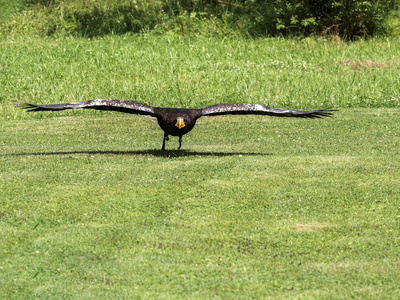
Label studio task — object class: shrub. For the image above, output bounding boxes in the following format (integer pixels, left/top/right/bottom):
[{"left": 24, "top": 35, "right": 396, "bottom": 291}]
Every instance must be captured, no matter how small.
[
  {"left": 271, "top": 0, "right": 399, "bottom": 38},
  {"left": 1, "top": 0, "right": 399, "bottom": 38}
]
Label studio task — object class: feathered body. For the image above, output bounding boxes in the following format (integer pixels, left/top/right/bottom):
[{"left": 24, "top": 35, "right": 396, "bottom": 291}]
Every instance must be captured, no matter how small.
[{"left": 18, "top": 99, "right": 335, "bottom": 150}]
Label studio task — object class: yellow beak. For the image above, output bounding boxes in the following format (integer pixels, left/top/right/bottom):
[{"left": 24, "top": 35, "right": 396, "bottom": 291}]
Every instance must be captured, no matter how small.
[{"left": 175, "top": 118, "right": 186, "bottom": 129}]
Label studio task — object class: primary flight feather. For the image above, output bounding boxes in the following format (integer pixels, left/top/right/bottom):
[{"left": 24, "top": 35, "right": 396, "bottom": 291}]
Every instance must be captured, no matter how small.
[{"left": 18, "top": 99, "right": 335, "bottom": 150}]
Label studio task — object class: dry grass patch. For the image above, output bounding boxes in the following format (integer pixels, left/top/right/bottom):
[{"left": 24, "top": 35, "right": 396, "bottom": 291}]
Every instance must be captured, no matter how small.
[
  {"left": 342, "top": 60, "right": 394, "bottom": 70},
  {"left": 294, "top": 222, "right": 330, "bottom": 232}
]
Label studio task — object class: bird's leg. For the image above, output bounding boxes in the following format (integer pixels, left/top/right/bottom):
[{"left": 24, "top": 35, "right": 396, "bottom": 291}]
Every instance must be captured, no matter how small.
[
  {"left": 178, "top": 136, "right": 182, "bottom": 150},
  {"left": 162, "top": 133, "right": 169, "bottom": 150}
]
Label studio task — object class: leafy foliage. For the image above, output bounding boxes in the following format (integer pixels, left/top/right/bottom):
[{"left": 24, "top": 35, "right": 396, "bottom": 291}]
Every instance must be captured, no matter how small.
[
  {"left": 1, "top": 0, "right": 399, "bottom": 38},
  {"left": 272, "top": 0, "right": 399, "bottom": 38}
]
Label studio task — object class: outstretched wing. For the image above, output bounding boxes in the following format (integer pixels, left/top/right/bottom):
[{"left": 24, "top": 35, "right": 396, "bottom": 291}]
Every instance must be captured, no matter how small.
[
  {"left": 201, "top": 103, "right": 335, "bottom": 119},
  {"left": 17, "top": 99, "right": 158, "bottom": 117}
]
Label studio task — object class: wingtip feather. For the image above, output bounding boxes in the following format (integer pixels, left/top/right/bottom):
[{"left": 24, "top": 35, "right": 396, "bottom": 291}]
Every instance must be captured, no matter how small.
[
  {"left": 14, "top": 101, "right": 53, "bottom": 112},
  {"left": 311, "top": 108, "right": 337, "bottom": 118}
]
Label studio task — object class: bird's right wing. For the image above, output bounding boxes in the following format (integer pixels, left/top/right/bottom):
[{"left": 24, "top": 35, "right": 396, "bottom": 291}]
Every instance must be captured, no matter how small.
[{"left": 17, "top": 99, "right": 158, "bottom": 117}]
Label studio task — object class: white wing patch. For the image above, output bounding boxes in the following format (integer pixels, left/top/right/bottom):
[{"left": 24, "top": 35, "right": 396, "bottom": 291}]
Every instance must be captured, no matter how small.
[{"left": 253, "top": 104, "right": 266, "bottom": 111}]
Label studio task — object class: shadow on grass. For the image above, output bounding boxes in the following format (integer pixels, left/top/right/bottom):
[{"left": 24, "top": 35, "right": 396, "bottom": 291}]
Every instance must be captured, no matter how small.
[{"left": 5, "top": 150, "right": 271, "bottom": 158}]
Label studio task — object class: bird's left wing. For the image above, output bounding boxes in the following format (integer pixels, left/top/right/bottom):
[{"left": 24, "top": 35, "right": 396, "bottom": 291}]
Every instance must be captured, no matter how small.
[
  {"left": 17, "top": 99, "right": 158, "bottom": 117},
  {"left": 201, "top": 103, "right": 335, "bottom": 119}
]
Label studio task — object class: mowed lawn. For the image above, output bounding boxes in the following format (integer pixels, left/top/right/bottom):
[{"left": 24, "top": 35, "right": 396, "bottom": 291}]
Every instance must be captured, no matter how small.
[
  {"left": 1, "top": 35, "right": 400, "bottom": 298},
  {"left": 1, "top": 108, "right": 399, "bottom": 298}
]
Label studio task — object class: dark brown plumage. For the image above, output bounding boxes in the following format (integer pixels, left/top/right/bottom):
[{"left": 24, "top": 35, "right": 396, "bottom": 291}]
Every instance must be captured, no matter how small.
[{"left": 18, "top": 99, "right": 336, "bottom": 150}]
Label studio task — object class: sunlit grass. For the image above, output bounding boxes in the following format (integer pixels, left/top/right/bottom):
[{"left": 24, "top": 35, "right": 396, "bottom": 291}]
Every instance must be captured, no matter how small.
[
  {"left": 1, "top": 108, "right": 400, "bottom": 298},
  {"left": 1, "top": 35, "right": 400, "bottom": 298},
  {"left": 1, "top": 35, "right": 400, "bottom": 122}
]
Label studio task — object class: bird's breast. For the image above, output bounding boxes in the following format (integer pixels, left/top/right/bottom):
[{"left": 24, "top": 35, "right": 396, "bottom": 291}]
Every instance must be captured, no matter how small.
[{"left": 158, "top": 117, "right": 196, "bottom": 135}]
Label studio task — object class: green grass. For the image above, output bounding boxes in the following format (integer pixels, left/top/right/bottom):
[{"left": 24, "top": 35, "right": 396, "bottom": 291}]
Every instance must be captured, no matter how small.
[
  {"left": 1, "top": 35, "right": 400, "bottom": 298},
  {"left": 1, "top": 34, "right": 400, "bottom": 122},
  {"left": 0, "top": 0, "right": 27, "bottom": 20},
  {"left": 1, "top": 109, "right": 399, "bottom": 298}
]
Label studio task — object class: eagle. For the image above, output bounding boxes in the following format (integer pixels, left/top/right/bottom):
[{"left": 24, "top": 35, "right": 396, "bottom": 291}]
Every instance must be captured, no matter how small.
[{"left": 18, "top": 99, "right": 335, "bottom": 150}]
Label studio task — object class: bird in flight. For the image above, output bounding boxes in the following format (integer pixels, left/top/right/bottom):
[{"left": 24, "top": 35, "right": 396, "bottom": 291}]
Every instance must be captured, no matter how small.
[{"left": 18, "top": 99, "right": 335, "bottom": 150}]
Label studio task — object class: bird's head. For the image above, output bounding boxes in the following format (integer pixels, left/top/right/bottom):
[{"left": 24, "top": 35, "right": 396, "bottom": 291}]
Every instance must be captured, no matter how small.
[{"left": 175, "top": 117, "right": 186, "bottom": 129}]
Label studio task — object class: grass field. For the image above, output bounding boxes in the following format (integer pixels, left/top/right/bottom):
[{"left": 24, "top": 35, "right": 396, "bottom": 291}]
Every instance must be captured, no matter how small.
[
  {"left": 1, "top": 109, "right": 399, "bottom": 298},
  {"left": 1, "top": 35, "right": 400, "bottom": 298},
  {"left": 1, "top": 34, "right": 400, "bottom": 120}
]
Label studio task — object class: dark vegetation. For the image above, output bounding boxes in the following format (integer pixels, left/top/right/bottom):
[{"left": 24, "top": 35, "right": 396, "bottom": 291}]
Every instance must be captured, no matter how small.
[{"left": 1, "top": 0, "right": 399, "bottom": 39}]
